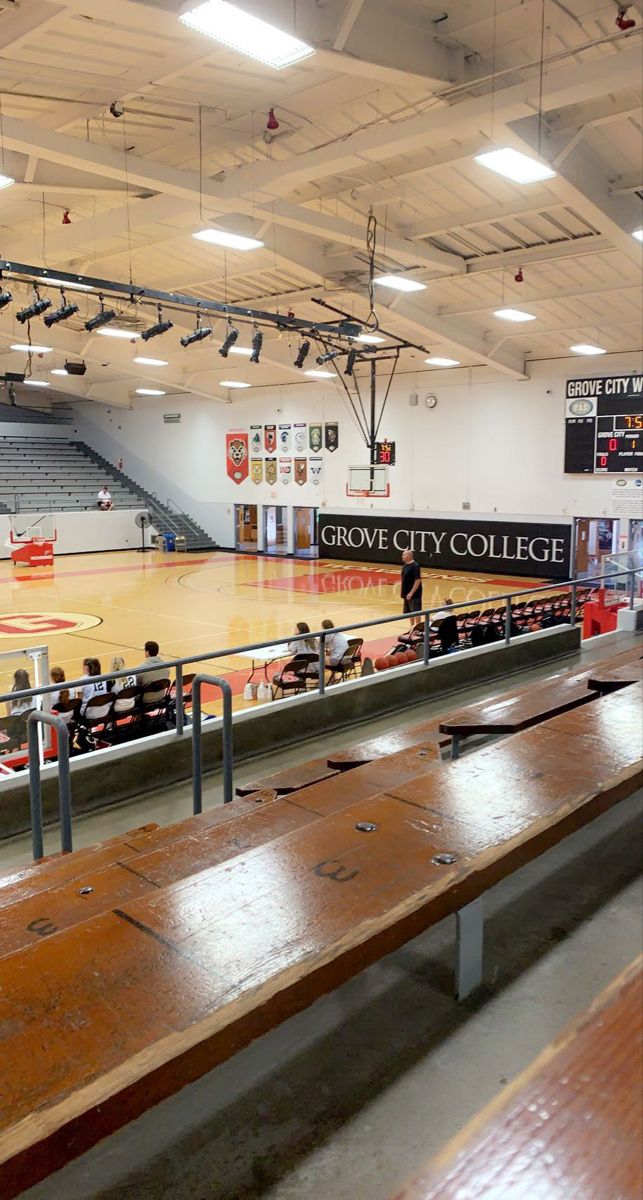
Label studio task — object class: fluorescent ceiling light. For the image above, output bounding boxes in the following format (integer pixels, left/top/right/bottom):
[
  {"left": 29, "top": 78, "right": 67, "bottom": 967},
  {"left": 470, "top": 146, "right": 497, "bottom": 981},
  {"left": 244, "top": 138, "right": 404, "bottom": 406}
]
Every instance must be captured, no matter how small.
[
  {"left": 11, "top": 343, "right": 52, "bottom": 353},
  {"left": 50, "top": 368, "right": 68, "bottom": 376},
  {"left": 37, "top": 276, "right": 92, "bottom": 291},
  {"left": 304, "top": 369, "right": 334, "bottom": 379},
  {"left": 136, "top": 387, "right": 166, "bottom": 396},
  {"left": 134, "top": 356, "right": 168, "bottom": 366},
  {"left": 0, "top": 174, "right": 14, "bottom": 190},
  {"left": 355, "top": 333, "right": 385, "bottom": 343},
  {"left": 96, "top": 327, "right": 140, "bottom": 339},
  {"left": 425, "top": 356, "right": 460, "bottom": 367},
  {"left": 193, "top": 227, "right": 264, "bottom": 251},
  {"left": 220, "top": 379, "right": 250, "bottom": 388},
  {"left": 494, "top": 307, "right": 536, "bottom": 322},
  {"left": 24, "top": 379, "right": 50, "bottom": 388},
  {"left": 570, "top": 344, "right": 606, "bottom": 356},
  {"left": 229, "top": 345, "right": 252, "bottom": 356},
  {"left": 474, "top": 147, "right": 556, "bottom": 184},
  {"left": 178, "top": 0, "right": 314, "bottom": 69},
  {"left": 374, "top": 275, "right": 426, "bottom": 292},
  {"left": 633, "top": 228, "right": 643, "bottom": 242}
]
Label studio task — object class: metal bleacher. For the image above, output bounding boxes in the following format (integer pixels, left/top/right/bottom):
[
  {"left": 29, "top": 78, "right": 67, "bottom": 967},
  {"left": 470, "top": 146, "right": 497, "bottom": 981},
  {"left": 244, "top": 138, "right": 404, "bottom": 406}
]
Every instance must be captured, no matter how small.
[{"left": 0, "top": 436, "right": 218, "bottom": 552}]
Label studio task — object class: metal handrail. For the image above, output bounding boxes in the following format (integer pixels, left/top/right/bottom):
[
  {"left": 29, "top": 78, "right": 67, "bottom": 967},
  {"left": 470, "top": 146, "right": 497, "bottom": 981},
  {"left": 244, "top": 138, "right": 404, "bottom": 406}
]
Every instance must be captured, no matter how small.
[
  {"left": 27, "top": 711, "right": 72, "bottom": 859},
  {"left": 191, "top": 676, "right": 233, "bottom": 812}
]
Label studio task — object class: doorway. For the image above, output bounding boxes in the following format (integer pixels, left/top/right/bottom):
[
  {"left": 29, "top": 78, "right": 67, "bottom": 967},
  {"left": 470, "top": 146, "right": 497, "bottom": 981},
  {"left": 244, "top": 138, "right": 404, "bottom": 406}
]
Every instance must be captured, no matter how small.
[
  {"left": 234, "top": 504, "right": 258, "bottom": 552},
  {"left": 574, "top": 517, "right": 620, "bottom": 578},
  {"left": 264, "top": 505, "right": 288, "bottom": 555},
  {"left": 294, "top": 507, "right": 318, "bottom": 558}
]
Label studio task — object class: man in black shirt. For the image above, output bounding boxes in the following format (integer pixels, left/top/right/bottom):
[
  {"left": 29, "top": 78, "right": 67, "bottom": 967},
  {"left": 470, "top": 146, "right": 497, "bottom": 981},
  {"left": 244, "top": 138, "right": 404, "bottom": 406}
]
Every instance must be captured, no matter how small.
[{"left": 400, "top": 549, "right": 423, "bottom": 626}]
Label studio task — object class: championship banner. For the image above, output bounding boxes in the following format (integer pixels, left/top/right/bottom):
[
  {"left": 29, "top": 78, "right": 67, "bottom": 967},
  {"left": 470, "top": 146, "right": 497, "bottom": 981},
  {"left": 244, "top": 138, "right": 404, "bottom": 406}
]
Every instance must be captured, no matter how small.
[
  {"left": 309, "top": 456, "right": 323, "bottom": 486},
  {"left": 250, "top": 458, "right": 263, "bottom": 485},
  {"left": 294, "top": 423, "right": 307, "bottom": 453},
  {"left": 250, "top": 425, "right": 262, "bottom": 455},
  {"left": 265, "top": 457, "right": 277, "bottom": 485},
  {"left": 279, "top": 457, "right": 292, "bottom": 485},
  {"left": 294, "top": 458, "right": 307, "bottom": 486},
  {"left": 325, "top": 422, "right": 339, "bottom": 452},
  {"left": 309, "top": 423, "right": 322, "bottom": 452},
  {"left": 264, "top": 424, "right": 276, "bottom": 453},
  {"left": 226, "top": 431, "right": 249, "bottom": 484},
  {"left": 279, "top": 423, "right": 291, "bottom": 453}
]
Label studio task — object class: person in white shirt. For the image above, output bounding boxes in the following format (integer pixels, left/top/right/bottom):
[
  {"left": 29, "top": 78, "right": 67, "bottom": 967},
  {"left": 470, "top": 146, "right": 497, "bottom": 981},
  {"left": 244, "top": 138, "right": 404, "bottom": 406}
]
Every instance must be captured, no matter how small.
[
  {"left": 287, "top": 622, "right": 317, "bottom": 659},
  {"left": 430, "top": 597, "right": 453, "bottom": 629},
  {"left": 75, "top": 657, "right": 109, "bottom": 716},
  {"left": 109, "top": 655, "right": 137, "bottom": 693},
  {"left": 320, "top": 618, "right": 349, "bottom": 667},
  {"left": 97, "top": 485, "right": 113, "bottom": 510}
]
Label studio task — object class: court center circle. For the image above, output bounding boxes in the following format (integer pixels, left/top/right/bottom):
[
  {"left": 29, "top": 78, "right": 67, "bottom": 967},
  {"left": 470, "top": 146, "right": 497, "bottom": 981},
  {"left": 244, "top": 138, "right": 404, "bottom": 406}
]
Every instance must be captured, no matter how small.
[{"left": 0, "top": 612, "right": 102, "bottom": 637}]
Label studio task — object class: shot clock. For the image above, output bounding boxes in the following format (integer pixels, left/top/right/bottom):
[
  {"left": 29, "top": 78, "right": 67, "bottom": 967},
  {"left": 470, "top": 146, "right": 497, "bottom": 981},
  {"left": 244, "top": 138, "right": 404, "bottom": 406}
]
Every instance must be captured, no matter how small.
[
  {"left": 564, "top": 376, "right": 643, "bottom": 474},
  {"left": 374, "top": 440, "right": 395, "bottom": 465}
]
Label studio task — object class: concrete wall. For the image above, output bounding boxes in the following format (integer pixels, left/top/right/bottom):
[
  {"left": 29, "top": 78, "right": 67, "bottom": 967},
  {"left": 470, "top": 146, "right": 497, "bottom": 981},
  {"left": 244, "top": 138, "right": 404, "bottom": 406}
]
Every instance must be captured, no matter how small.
[{"left": 0, "top": 508, "right": 151, "bottom": 558}]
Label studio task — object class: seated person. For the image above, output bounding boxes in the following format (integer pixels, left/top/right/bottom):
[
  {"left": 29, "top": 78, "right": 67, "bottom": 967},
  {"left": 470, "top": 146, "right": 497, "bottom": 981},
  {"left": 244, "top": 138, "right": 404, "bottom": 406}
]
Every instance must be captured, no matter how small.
[
  {"left": 109, "top": 655, "right": 138, "bottom": 692},
  {"left": 483, "top": 621, "right": 501, "bottom": 644},
  {"left": 134, "top": 641, "right": 170, "bottom": 686},
  {"left": 430, "top": 597, "right": 454, "bottom": 630},
  {"left": 97, "top": 484, "right": 113, "bottom": 510},
  {"left": 5, "top": 668, "right": 34, "bottom": 748},
  {"left": 75, "top": 657, "right": 109, "bottom": 716},
  {"left": 438, "top": 612, "right": 459, "bottom": 654},
  {"left": 469, "top": 625, "right": 486, "bottom": 648},
  {"left": 308, "top": 618, "right": 349, "bottom": 676},
  {"left": 50, "top": 665, "right": 70, "bottom": 710},
  {"left": 286, "top": 622, "right": 317, "bottom": 660}
]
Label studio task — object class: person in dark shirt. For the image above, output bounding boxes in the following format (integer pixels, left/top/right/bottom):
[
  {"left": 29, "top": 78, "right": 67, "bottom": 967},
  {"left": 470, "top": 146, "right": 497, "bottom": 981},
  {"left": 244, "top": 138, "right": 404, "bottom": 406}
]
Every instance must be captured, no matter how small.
[{"left": 400, "top": 549, "right": 423, "bottom": 627}]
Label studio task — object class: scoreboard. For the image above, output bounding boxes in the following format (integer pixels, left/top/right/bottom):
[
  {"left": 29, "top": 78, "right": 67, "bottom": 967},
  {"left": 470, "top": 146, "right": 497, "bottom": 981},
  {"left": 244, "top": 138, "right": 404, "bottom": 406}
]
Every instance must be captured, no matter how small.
[{"left": 564, "top": 375, "right": 643, "bottom": 474}]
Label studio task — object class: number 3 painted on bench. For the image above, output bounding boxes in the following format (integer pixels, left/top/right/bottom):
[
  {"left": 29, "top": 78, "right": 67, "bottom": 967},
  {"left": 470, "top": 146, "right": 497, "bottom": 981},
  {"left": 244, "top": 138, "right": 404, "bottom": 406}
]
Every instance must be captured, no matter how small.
[{"left": 313, "top": 858, "right": 359, "bottom": 883}]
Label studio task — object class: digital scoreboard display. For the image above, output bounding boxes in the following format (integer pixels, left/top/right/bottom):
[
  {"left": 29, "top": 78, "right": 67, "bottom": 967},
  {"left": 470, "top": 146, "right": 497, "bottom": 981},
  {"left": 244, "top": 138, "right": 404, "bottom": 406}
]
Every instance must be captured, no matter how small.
[
  {"left": 374, "top": 439, "right": 396, "bottom": 465},
  {"left": 564, "top": 375, "right": 643, "bottom": 474}
]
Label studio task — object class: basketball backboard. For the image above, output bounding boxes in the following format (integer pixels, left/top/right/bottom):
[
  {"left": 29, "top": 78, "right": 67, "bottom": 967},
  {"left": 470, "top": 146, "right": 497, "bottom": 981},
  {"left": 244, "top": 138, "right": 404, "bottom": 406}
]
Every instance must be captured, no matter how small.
[{"left": 346, "top": 464, "right": 390, "bottom": 497}]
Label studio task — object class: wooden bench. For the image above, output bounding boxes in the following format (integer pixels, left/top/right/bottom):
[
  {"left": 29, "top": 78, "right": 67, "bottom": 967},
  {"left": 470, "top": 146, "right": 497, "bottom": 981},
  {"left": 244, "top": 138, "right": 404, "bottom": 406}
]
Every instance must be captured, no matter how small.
[
  {"left": 393, "top": 956, "right": 643, "bottom": 1199},
  {"left": 327, "top": 720, "right": 449, "bottom": 770},
  {"left": 235, "top": 755, "right": 341, "bottom": 797},
  {"left": 0, "top": 685, "right": 640, "bottom": 1196},
  {"left": 587, "top": 660, "right": 643, "bottom": 694}
]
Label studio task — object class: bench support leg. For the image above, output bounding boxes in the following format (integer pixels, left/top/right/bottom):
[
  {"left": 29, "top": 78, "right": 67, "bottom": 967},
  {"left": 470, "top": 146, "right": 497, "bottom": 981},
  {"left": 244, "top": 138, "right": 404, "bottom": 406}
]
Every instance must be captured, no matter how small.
[
  {"left": 456, "top": 897, "right": 484, "bottom": 1000},
  {"left": 451, "top": 734, "right": 461, "bottom": 760}
]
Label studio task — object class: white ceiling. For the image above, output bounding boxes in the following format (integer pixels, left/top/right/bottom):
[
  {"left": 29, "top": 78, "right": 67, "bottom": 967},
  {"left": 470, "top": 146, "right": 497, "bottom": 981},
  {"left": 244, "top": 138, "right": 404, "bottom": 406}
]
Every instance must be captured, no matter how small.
[{"left": 0, "top": 0, "right": 640, "bottom": 409}]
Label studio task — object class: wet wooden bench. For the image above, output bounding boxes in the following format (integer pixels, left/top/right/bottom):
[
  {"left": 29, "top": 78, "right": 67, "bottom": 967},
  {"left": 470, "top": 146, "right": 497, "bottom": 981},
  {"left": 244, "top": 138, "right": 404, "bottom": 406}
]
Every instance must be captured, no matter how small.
[
  {"left": 235, "top": 755, "right": 341, "bottom": 797},
  {"left": 327, "top": 720, "right": 449, "bottom": 770},
  {"left": 587, "top": 660, "right": 643, "bottom": 694},
  {"left": 394, "top": 956, "right": 643, "bottom": 1199},
  {"left": 0, "top": 685, "right": 640, "bottom": 1197}
]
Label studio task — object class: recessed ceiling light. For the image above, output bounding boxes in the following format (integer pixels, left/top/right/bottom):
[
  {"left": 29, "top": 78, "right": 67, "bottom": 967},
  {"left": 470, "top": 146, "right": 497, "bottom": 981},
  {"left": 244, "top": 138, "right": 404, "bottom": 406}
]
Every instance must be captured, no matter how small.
[
  {"left": 494, "top": 308, "right": 536, "bottom": 322},
  {"left": 304, "top": 369, "right": 334, "bottom": 379},
  {"left": 425, "top": 356, "right": 460, "bottom": 367},
  {"left": 50, "top": 368, "right": 69, "bottom": 376},
  {"left": 355, "top": 333, "right": 386, "bottom": 343},
  {"left": 96, "top": 327, "right": 140, "bottom": 339},
  {"left": 374, "top": 275, "right": 427, "bottom": 292},
  {"left": 178, "top": 0, "right": 314, "bottom": 69},
  {"left": 220, "top": 379, "right": 251, "bottom": 388},
  {"left": 229, "top": 345, "right": 252, "bottom": 356},
  {"left": 633, "top": 228, "right": 643, "bottom": 242},
  {"left": 135, "top": 387, "right": 167, "bottom": 396},
  {"left": 11, "top": 343, "right": 52, "bottom": 354},
  {"left": 474, "top": 147, "right": 556, "bottom": 184},
  {"left": 570, "top": 344, "right": 606, "bottom": 356},
  {"left": 193, "top": 228, "right": 264, "bottom": 251},
  {"left": 37, "top": 276, "right": 92, "bottom": 291},
  {"left": 134, "top": 356, "right": 169, "bottom": 366},
  {"left": 24, "top": 379, "right": 50, "bottom": 388},
  {"left": 0, "top": 174, "right": 15, "bottom": 190}
]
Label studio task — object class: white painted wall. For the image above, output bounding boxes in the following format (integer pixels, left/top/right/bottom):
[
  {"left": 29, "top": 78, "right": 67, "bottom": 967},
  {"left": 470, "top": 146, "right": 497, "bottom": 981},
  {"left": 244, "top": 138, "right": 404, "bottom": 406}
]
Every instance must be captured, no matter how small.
[
  {"left": 68, "top": 351, "right": 642, "bottom": 548},
  {"left": 0, "top": 508, "right": 151, "bottom": 559}
]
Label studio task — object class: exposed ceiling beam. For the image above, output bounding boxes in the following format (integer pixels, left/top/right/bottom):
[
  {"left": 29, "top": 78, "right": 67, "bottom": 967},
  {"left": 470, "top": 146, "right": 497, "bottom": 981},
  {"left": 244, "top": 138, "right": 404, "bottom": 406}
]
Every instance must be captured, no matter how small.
[
  {"left": 333, "top": 0, "right": 366, "bottom": 50},
  {"left": 465, "top": 236, "right": 612, "bottom": 273},
  {"left": 410, "top": 192, "right": 565, "bottom": 240},
  {"left": 438, "top": 277, "right": 642, "bottom": 317},
  {"left": 380, "top": 295, "right": 528, "bottom": 379}
]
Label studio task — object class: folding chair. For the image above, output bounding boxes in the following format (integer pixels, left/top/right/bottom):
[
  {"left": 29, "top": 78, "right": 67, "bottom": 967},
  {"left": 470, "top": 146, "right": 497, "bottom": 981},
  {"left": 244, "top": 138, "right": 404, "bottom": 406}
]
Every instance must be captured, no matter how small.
[
  {"left": 272, "top": 657, "right": 313, "bottom": 699},
  {"left": 328, "top": 638, "right": 364, "bottom": 684},
  {"left": 77, "top": 694, "right": 114, "bottom": 751},
  {"left": 139, "top": 678, "right": 172, "bottom": 732},
  {"left": 168, "top": 673, "right": 195, "bottom": 726},
  {"left": 110, "top": 685, "right": 142, "bottom": 740}
]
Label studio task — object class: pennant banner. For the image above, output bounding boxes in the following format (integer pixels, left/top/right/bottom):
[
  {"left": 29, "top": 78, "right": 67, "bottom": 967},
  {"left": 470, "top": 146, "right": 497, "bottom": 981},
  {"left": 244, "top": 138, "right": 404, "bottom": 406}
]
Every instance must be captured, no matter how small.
[
  {"left": 309, "top": 456, "right": 323, "bottom": 486},
  {"left": 250, "top": 458, "right": 263, "bottom": 485},
  {"left": 309, "top": 423, "right": 322, "bottom": 453},
  {"left": 293, "top": 422, "right": 307, "bottom": 454},
  {"left": 278, "top": 423, "right": 292, "bottom": 453},
  {"left": 264, "top": 424, "right": 276, "bottom": 453},
  {"left": 279, "top": 457, "right": 292, "bottom": 485},
  {"left": 250, "top": 425, "right": 262, "bottom": 456},
  {"left": 226, "top": 431, "right": 249, "bottom": 484},
  {"left": 294, "top": 457, "right": 307, "bottom": 486},
  {"left": 265, "top": 457, "right": 277, "bottom": 485},
  {"left": 325, "top": 422, "right": 339, "bottom": 452}
]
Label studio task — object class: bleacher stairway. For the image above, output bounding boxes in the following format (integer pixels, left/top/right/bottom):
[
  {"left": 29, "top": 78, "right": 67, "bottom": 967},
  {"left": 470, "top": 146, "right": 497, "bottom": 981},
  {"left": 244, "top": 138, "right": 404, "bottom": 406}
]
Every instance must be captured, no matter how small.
[{"left": 0, "top": 436, "right": 218, "bottom": 552}]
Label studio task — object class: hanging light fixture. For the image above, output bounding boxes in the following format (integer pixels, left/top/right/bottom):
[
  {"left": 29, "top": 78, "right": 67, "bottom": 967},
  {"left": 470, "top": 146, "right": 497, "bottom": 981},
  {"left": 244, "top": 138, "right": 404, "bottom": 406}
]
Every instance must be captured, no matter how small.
[
  {"left": 43, "top": 289, "right": 79, "bottom": 328},
  {"left": 180, "top": 311, "right": 213, "bottom": 347},
  {"left": 85, "top": 296, "right": 117, "bottom": 332},
  {"left": 294, "top": 339, "right": 310, "bottom": 368},
  {"left": 219, "top": 320, "right": 239, "bottom": 357},
  {"left": 141, "top": 305, "right": 173, "bottom": 342},
  {"left": 16, "top": 288, "right": 51, "bottom": 324},
  {"left": 249, "top": 325, "right": 263, "bottom": 364}
]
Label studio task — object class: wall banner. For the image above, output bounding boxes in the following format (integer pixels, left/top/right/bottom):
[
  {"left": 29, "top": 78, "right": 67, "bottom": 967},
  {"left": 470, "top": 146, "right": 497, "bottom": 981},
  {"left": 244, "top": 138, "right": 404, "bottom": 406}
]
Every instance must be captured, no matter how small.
[
  {"left": 264, "top": 424, "right": 276, "bottom": 453},
  {"left": 309, "top": 456, "right": 323, "bottom": 486},
  {"left": 325, "top": 422, "right": 339, "bottom": 452},
  {"left": 265, "top": 457, "right": 277, "bottom": 485},
  {"left": 294, "top": 423, "right": 307, "bottom": 453},
  {"left": 279, "top": 457, "right": 292, "bottom": 485},
  {"left": 250, "top": 458, "right": 263, "bottom": 485},
  {"left": 309, "top": 423, "right": 322, "bottom": 452},
  {"left": 278, "top": 423, "right": 292, "bottom": 453},
  {"left": 250, "top": 425, "right": 262, "bottom": 455},
  {"left": 318, "top": 514, "right": 572, "bottom": 579},
  {"left": 225, "top": 431, "right": 249, "bottom": 484},
  {"left": 294, "top": 458, "right": 307, "bottom": 486}
]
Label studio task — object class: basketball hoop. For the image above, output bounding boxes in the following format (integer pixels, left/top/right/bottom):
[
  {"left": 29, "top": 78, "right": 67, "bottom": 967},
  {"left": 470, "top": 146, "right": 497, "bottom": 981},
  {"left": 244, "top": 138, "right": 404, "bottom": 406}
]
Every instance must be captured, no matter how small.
[
  {"left": 346, "top": 464, "right": 390, "bottom": 497},
  {"left": 7, "top": 514, "right": 57, "bottom": 567}
]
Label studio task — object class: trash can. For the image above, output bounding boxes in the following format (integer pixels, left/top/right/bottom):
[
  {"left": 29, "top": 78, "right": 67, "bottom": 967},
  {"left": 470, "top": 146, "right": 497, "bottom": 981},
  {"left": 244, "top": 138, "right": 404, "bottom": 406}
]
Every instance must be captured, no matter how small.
[
  {"left": 163, "top": 532, "right": 176, "bottom": 551},
  {"left": 154, "top": 533, "right": 165, "bottom": 551},
  {"left": 175, "top": 535, "right": 187, "bottom": 553}
]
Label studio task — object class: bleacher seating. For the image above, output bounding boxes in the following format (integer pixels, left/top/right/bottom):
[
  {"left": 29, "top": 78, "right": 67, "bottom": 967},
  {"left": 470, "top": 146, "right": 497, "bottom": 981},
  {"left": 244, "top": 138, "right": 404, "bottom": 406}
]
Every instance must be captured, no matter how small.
[{"left": 0, "top": 436, "right": 217, "bottom": 551}]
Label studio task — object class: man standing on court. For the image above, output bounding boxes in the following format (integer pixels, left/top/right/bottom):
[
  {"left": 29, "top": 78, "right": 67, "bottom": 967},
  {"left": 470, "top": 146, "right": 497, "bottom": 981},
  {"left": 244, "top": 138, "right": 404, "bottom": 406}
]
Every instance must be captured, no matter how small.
[{"left": 400, "top": 548, "right": 423, "bottom": 626}]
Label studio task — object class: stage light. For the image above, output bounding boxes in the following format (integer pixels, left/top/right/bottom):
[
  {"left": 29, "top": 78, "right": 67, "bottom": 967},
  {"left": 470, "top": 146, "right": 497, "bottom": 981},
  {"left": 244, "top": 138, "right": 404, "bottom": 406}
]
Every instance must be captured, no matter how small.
[
  {"left": 85, "top": 298, "right": 117, "bottom": 332},
  {"left": 43, "top": 291, "right": 79, "bottom": 328},
  {"left": 0, "top": 290, "right": 12, "bottom": 310},
  {"left": 425, "top": 356, "right": 459, "bottom": 367},
  {"left": 134, "top": 356, "right": 168, "bottom": 366},
  {"left": 316, "top": 349, "right": 340, "bottom": 365},
  {"left": 219, "top": 323, "right": 239, "bottom": 357},
  {"left": 16, "top": 290, "right": 52, "bottom": 324},
  {"left": 64, "top": 360, "right": 86, "bottom": 376},
  {"left": 345, "top": 348, "right": 357, "bottom": 376},
  {"left": 374, "top": 275, "right": 426, "bottom": 292},
  {"left": 11, "top": 343, "right": 52, "bottom": 354},
  {"left": 570, "top": 344, "right": 606, "bottom": 356},
  {"left": 249, "top": 327, "right": 263, "bottom": 364},
  {"left": 474, "top": 147, "right": 556, "bottom": 183},
  {"left": 220, "top": 380, "right": 250, "bottom": 388},
  {"left": 494, "top": 308, "right": 536, "bottom": 322},
  {"left": 178, "top": 0, "right": 314, "bottom": 70},
  {"left": 294, "top": 339, "right": 310, "bottom": 368},
  {"left": 180, "top": 313, "right": 213, "bottom": 347},
  {"left": 193, "top": 228, "right": 264, "bottom": 251},
  {"left": 141, "top": 306, "right": 173, "bottom": 342}
]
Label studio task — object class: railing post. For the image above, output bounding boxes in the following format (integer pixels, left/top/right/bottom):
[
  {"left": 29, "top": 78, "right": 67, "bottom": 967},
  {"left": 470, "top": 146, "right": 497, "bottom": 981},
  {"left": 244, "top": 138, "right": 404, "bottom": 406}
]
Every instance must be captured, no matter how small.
[
  {"left": 629, "top": 569, "right": 635, "bottom": 610},
  {"left": 27, "top": 711, "right": 72, "bottom": 860},
  {"left": 191, "top": 674, "right": 233, "bottom": 814},
  {"left": 423, "top": 611, "right": 431, "bottom": 665},
  {"left": 174, "top": 663, "right": 185, "bottom": 735},
  {"left": 318, "top": 633, "right": 326, "bottom": 695},
  {"left": 570, "top": 580, "right": 577, "bottom": 627},
  {"left": 505, "top": 596, "right": 512, "bottom": 646}
]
